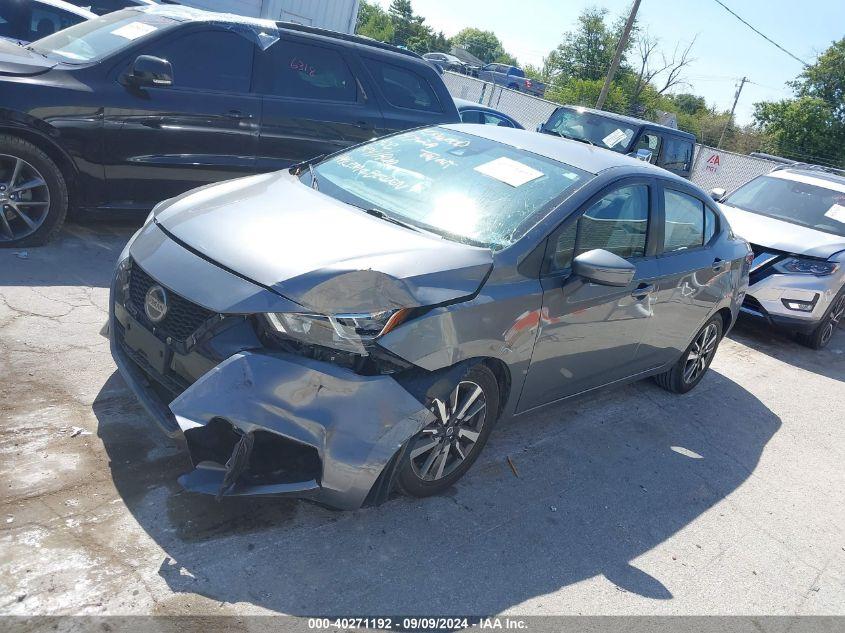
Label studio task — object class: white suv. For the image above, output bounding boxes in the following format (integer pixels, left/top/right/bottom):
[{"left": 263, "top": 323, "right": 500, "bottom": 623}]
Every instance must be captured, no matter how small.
[{"left": 714, "top": 166, "right": 845, "bottom": 349}]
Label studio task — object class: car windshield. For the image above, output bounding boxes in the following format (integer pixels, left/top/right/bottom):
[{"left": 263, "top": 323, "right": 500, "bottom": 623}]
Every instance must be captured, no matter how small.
[
  {"left": 28, "top": 9, "right": 177, "bottom": 63},
  {"left": 312, "top": 127, "right": 591, "bottom": 250},
  {"left": 724, "top": 173, "right": 845, "bottom": 238},
  {"left": 544, "top": 108, "right": 636, "bottom": 151}
]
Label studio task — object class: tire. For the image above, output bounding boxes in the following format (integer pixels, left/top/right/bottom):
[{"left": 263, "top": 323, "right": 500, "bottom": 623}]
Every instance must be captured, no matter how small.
[
  {"left": 508, "top": 83, "right": 519, "bottom": 91},
  {"left": 797, "top": 286, "right": 845, "bottom": 350},
  {"left": 0, "top": 135, "right": 68, "bottom": 247},
  {"left": 397, "top": 364, "right": 500, "bottom": 498},
  {"left": 654, "top": 315, "right": 723, "bottom": 394}
]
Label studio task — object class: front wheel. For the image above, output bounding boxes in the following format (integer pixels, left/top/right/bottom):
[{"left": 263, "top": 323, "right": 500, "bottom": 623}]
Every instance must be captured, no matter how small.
[
  {"left": 798, "top": 287, "right": 845, "bottom": 350},
  {"left": 397, "top": 364, "right": 499, "bottom": 498},
  {"left": 655, "top": 315, "right": 723, "bottom": 394},
  {"left": 0, "top": 135, "right": 68, "bottom": 247}
]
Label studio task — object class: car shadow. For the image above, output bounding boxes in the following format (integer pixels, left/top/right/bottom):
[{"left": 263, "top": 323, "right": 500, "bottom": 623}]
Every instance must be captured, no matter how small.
[
  {"left": 728, "top": 317, "right": 844, "bottom": 383},
  {"left": 0, "top": 217, "right": 139, "bottom": 288},
  {"left": 93, "top": 366, "right": 780, "bottom": 614}
]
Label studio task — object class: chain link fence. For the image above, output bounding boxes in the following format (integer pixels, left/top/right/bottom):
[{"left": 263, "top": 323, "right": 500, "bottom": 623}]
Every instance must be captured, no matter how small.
[{"left": 442, "top": 71, "right": 782, "bottom": 193}]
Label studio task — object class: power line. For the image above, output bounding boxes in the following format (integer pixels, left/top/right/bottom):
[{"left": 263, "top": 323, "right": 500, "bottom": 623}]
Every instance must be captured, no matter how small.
[{"left": 711, "top": 0, "right": 810, "bottom": 67}]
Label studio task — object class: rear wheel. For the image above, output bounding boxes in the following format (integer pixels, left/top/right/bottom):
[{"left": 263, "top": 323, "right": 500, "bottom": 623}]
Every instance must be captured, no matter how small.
[
  {"left": 397, "top": 364, "right": 499, "bottom": 498},
  {"left": 654, "top": 315, "right": 723, "bottom": 394},
  {"left": 0, "top": 135, "right": 68, "bottom": 247},
  {"left": 798, "top": 287, "right": 845, "bottom": 350}
]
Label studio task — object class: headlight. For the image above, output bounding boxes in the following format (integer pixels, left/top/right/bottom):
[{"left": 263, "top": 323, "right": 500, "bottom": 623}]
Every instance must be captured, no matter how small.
[
  {"left": 264, "top": 309, "right": 410, "bottom": 354},
  {"left": 773, "top": 257, "right": 839, "bottom": 276}
]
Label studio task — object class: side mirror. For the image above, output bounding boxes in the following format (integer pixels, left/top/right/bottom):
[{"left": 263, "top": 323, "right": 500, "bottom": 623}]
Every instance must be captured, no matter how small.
[
  {"left": 536, "top": 123, "right": 545, "bottom": 133},
  {"left": 633, "top": 148, "right": 653, "bottom": 162},
  {"left": 710, "top": 187, "right": 726, "bottom": 201},
  {"left": 572, "top": 249, "right": 636, "bottom": 287},
  {"left": 124, "top": 55, "right": 172, "bottom": 88}
]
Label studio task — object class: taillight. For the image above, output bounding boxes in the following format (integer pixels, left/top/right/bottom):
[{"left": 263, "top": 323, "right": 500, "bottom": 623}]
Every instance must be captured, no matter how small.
[{"left": 525, "top": 79, "right": 533, "bottom": 87}]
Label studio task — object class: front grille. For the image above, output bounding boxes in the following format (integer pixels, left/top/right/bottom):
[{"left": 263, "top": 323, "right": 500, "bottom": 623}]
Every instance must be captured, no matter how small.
[
  {"left": 118, "top": 330, "right": 191, "bottom": 398},
  {"left": 128, "top": 262, "right": 216, "bottom": 343}
]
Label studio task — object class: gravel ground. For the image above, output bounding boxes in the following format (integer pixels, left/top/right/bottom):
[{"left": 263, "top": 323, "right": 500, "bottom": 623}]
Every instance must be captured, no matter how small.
[{"left": 1, "top": 220, "right": 843, "bottom": 617}]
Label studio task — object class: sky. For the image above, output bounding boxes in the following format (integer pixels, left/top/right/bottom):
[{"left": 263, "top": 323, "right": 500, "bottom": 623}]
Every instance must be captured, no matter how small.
[{"left": 373, "top": 0, "right": 845, "bottom": 124}]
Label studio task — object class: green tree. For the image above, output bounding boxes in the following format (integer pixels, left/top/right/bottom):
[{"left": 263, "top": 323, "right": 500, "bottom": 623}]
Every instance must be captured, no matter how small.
[
  {"left": 754, "top": 96, "right": 844, "bottom": 165},
  {"left": 669, "top": 93, "right": 707, "bottom": 115},
  {"left": 388, "top": 0, "right": 419, "bottom": 48},
  {"left": 791, "top": 38, "right": 845, "bottom": 119},
  {"left": 357, "top": 0, "right": 447, "bottom": 54},
  {"left": 753, "top": 38, "right": 845, "bottom": 166},
  {"left": 451, "top": 28, "right": 509, "bottom": 64},
  {"left": 355, "top": 0, "right": 394, "bottom": 43},
  {"left": 544, "top": 8, "right": 632, "bottom": 83}
]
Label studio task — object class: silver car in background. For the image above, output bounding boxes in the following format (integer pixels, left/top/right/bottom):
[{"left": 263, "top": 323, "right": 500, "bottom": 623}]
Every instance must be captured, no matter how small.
[
  {"left": 714, "top": 166, "right": 845, "bottom": 349},
  {"left": 109, "top": 125, "right": 750, "bottom": 509}
]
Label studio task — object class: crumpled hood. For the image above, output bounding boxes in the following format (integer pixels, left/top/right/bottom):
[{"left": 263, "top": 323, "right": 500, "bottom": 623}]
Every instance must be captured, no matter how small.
[
  {"left": 153, "top": 172, "right": 493, "bottom": 314},
  {"left": 0, "top": 39, "right": 57, "bottom": 76},
  {"left": 719, "top": 203, "right": 845, "bottom": 259}
]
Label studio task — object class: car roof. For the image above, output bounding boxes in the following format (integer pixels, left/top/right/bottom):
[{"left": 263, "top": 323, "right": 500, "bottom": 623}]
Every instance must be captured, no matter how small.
[
  {"left": 453, "top": 98, "right": 505, "bottom": 113},
  {"left": 36, "top": 0, "right": 97, "bottom": 18},
  {"left": 130, "top": 5, "right": 425, "bottom": 62},
  {"left": 443, "top": 124, "right": 682, "bottom": 178},
  {"left": 769, "top": 168, "right": 845, "bottom": 192},
  {"left": 556, "top": 105, "right": 696, "bottom": 139}
]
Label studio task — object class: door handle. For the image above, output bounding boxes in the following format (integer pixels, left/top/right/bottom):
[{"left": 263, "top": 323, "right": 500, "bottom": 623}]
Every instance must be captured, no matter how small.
[
  {"left": 354, "top": 120, "right": 371, "bottom": 129},
  {"left": 631, "top": 284, "right": 654, "bottom": 299},
  {"left": 224, "top": 110, "right": 252, "bottom": 120}
]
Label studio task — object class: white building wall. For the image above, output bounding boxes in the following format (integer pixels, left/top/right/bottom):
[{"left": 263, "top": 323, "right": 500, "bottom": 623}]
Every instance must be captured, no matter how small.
[{"left": 177, "top": 0, "right": 360, "bottom": 33}]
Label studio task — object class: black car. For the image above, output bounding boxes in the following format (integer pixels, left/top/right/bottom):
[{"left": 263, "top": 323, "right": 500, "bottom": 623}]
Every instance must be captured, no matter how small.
[
  {"left": 454, "top": 98, "right": 523, "bottom": 129},
  {"left": 0, "top": 6, "right": 459, "bottom": 246},
  {"left": 538, "top": 105, "right": 697, "bottom": 179},
  {"left": 63, "top": 0, "right": 157, "bottom": 17}
]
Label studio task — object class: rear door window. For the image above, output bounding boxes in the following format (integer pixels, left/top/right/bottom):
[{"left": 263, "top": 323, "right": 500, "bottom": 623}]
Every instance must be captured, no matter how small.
[
  {"left": 663, "top": 189, "right": 706, "bottom": 251},
  {"left": 367, "top": 59, "right": 440, "bottom": 112},
  {"left": 142, "top": 29, "right": 254, "bottom": 93},
  {"left": 659, "top": 137, "right": 694, "bottom": 172},
  {"left": 256, "top": 39, "right": 358, "bottom": 102}
]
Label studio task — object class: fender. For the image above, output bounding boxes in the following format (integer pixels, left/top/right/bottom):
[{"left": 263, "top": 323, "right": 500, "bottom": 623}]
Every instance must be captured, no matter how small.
[{"left": 0, "top": 110, "right": 79, "bottom": 178}]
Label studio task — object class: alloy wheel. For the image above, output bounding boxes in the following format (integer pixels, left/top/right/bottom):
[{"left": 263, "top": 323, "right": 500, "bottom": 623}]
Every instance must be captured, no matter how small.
[
  {"left": 409, "top": 380, "right": 488, "bottom": 482},
  {"left": 683, "top": 322, "right": 719, "bottom": 384},
  {"left": 0, "top": 154, "right": 51, "bottom": 243},
  {"left": 819, "top": 294, "right": 845, "bottom": 347}
]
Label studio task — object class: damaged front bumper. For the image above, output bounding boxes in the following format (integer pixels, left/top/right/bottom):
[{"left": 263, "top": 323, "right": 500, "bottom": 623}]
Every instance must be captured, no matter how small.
[
  {"left": 108, "top": 232, "right": 437, "bottom": 510},
  {"left": 112, "top": 325, "right": 435, "bottom": 509}
]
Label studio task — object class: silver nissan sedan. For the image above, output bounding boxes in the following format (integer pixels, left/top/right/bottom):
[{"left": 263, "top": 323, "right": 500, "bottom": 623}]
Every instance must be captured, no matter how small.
[{"left": 108, "top": 125, "right": 751, "bottom": 509}]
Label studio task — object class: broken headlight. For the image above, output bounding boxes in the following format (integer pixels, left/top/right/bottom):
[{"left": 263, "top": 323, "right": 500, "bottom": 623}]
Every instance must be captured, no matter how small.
[
  {"left": 264, "top": 309, "right": 410, "bottom": 354},
  {"left": 774, "top": 257, "right": 839, "bottom": 276}
]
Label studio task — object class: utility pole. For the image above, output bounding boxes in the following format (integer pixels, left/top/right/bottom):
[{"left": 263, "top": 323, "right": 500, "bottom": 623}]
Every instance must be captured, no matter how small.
[
  {"left": 717, "top": 76, "right": 747, "bottom": 149},
  {"left": 596, "top": 0, "right": 641, "bottom": 110}
]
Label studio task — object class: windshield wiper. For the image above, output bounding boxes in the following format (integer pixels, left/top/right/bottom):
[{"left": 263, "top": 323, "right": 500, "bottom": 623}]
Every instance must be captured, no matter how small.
[
  {"left": 361, "top": 207, "right": 423, "bottom": 233},
  {"left": 561, "top": 133, "right": 595, "bottom": 146},
  {"left": 24, "top": 45, "right": 48, "bottom": 58},
  {"left": 541, "top": 129, "right": 595, "bottom": 146},
  {"left": 288, "top": 154, "right": 326, "bottom": 190},
  {"left": 307, "top": 163, "right": 318, "bottom": 191}
]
